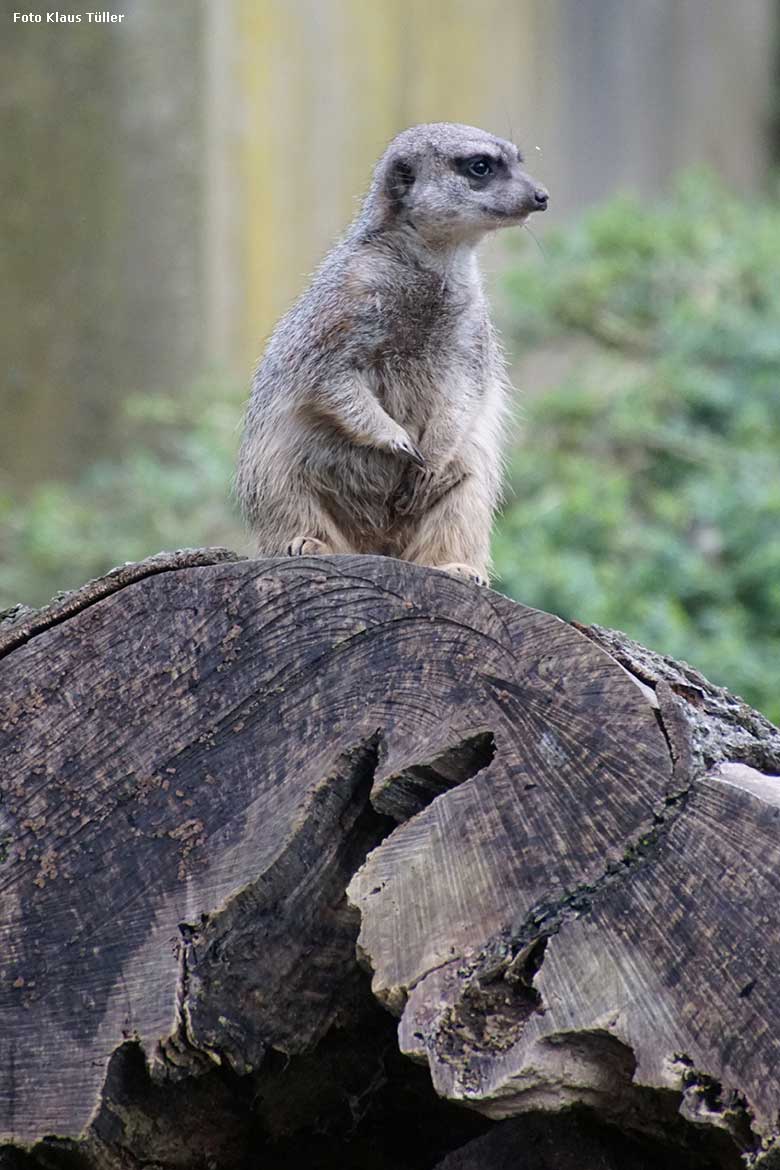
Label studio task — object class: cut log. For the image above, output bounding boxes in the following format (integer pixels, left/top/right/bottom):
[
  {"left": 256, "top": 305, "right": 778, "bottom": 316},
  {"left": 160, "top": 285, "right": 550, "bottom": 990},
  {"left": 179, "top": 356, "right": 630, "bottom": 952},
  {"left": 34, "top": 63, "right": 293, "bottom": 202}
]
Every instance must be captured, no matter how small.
[{"left": 1, "top": 550, "right": 779, "bottom": 1170}]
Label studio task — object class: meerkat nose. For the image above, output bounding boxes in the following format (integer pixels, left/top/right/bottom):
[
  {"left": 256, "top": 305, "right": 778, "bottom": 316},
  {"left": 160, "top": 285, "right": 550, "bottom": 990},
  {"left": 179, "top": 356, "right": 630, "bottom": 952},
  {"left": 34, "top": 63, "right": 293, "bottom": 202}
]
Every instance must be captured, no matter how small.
[{"left": 533, "top": 186, "right": 549, "bottom": 209}]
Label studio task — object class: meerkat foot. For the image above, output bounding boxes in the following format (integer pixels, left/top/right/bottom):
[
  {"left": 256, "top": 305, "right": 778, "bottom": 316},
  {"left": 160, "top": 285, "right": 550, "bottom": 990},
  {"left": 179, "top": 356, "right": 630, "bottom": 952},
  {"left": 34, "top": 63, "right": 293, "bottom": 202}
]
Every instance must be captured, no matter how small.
[
  {"left": 287, "top": 536, "right": 331, "bottom": 557},
  {"left": 436, "top": 562, "right": 490, "bottom": 587}
]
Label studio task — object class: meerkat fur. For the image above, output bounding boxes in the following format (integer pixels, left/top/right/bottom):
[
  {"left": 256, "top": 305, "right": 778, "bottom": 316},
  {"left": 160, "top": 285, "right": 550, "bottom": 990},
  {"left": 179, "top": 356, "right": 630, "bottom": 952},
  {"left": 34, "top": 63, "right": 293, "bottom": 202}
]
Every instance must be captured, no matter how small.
[{"left": 235, "top": 122, "right": 548, "bottom": 585}]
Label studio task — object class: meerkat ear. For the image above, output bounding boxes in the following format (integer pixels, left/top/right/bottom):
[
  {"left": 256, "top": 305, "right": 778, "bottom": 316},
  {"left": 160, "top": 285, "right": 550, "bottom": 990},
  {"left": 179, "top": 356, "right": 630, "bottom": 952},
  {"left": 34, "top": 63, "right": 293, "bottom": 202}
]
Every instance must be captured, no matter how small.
[{"left": 385, "top": 156, "right": 415, "bottom": 207}]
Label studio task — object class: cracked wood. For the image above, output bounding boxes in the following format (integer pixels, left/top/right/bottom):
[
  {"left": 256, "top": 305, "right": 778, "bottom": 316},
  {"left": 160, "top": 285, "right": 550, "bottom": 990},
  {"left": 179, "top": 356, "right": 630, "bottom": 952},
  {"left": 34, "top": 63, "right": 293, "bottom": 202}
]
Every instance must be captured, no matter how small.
[{"left": 1, "top": 549, "right": 779, "bottom": 1169}]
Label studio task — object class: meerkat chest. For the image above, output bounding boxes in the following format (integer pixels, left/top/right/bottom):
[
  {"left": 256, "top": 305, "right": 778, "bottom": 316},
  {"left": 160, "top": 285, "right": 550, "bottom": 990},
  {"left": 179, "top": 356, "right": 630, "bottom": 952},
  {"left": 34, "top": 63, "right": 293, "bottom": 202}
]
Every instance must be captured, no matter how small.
[
  {"left": 370, "top": 322, "right": 491, "bottom": 445},
  {"left": 377, "top": 359, "right": 481, "bottom": 428},
  {"left": 374, "top": 303, "right": 484, "bottom": 389},
  {"left": 353, "top": 252, "right": 494, "bottom": 441}
]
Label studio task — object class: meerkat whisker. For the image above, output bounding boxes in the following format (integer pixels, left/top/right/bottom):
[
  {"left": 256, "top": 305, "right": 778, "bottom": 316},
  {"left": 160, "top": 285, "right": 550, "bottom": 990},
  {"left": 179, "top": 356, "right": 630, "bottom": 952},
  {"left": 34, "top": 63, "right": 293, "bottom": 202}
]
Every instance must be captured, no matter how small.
[{"left": 523, "top": 221, "right": 548, "bottom": 261}]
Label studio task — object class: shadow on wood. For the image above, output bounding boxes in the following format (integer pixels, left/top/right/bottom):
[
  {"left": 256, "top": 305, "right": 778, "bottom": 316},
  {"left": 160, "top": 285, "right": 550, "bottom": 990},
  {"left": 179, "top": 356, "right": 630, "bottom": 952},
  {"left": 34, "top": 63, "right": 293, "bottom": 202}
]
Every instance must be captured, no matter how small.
[{"left": 1, "top": 550, "right": 779, "bottom": 1169}]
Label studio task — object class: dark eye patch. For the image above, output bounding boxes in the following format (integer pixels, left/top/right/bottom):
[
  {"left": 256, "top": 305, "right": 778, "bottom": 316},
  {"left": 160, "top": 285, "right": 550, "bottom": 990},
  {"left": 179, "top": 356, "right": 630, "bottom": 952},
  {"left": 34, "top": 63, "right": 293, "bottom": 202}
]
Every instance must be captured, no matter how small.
[{"left": 455, "top": 154, "right": 502, "bottom": 182}]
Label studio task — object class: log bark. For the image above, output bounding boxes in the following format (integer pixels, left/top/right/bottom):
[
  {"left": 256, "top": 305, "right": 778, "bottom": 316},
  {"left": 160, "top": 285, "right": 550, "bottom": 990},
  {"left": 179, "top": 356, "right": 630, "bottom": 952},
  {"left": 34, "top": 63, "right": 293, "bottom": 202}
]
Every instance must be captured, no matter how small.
[{"left": 1, "top": 550, "right": 779, "bottom": 1170}]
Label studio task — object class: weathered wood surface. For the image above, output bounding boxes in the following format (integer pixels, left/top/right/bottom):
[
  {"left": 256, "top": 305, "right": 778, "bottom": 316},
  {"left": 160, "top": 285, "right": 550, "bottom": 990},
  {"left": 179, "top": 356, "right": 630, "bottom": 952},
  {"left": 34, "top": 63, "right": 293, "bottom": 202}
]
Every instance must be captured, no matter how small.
[{"left": 1, "top": 550, "right": 780, "bottom": 1169}]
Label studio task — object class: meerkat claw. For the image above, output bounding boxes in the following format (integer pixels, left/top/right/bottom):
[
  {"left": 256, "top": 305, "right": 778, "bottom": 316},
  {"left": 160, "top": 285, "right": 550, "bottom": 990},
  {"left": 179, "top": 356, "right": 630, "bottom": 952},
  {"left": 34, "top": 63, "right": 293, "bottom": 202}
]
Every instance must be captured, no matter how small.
[{"left": 390, "top": 432, "right": 426, "bottom": 468}]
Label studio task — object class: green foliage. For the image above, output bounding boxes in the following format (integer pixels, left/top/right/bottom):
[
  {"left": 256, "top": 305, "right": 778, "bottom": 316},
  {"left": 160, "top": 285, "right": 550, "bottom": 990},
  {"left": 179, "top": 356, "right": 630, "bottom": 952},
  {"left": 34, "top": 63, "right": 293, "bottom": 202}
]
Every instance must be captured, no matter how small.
[
  {"left": 1, "top": 173, "right": 777, "bottom": 724},
  {"left": 0, "top": 375, "right": 247, "bottom": 610},
  {"left": 495, "top": 173, "right": 780, "bottom": 722}
]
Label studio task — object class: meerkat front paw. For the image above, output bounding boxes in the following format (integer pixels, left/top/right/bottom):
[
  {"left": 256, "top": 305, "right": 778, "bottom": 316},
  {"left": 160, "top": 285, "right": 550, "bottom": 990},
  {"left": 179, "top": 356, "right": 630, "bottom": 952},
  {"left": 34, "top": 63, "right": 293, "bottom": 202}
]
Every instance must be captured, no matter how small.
[
  {"left": 287, "top": 536, "right": 330, "bottom": 557},
  {"left": 436, "top": 562, "right": 490, "bottom": 587}
]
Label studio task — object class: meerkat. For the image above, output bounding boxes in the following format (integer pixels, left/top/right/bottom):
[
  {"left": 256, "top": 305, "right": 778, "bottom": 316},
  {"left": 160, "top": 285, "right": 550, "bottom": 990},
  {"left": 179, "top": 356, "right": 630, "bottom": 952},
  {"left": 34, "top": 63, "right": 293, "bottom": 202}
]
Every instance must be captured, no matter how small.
[{"left": 235, "top": 122, "right": 548, "bottom": 585}]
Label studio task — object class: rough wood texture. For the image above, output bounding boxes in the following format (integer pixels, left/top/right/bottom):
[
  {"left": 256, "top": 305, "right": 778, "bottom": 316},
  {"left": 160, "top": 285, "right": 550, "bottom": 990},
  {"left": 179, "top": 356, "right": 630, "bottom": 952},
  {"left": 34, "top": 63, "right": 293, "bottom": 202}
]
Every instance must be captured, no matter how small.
[{"left": 1, "top": 551, "right": 779, "bottom": 1170}]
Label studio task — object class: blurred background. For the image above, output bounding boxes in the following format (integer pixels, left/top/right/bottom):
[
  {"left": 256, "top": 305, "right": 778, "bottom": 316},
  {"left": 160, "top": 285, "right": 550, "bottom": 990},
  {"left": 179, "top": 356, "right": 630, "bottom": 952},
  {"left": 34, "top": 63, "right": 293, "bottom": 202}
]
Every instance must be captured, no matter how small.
[{"left": 2, "top": 0, "right": 779, "bottom": 719}]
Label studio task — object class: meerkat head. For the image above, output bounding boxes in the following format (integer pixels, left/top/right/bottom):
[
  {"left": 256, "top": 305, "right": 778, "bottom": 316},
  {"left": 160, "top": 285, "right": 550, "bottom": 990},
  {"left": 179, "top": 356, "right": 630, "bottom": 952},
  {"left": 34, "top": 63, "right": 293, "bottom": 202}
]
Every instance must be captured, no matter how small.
[{"left": 369, "top": 122, "right": 548, "bottom": 247}]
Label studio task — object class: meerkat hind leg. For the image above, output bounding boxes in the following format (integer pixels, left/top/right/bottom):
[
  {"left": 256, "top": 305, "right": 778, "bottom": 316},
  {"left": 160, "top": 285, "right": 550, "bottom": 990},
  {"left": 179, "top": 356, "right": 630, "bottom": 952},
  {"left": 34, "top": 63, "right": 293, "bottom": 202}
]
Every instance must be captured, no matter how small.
[{"left": 401, "top": 477, "right": 492, "bottom": 587}]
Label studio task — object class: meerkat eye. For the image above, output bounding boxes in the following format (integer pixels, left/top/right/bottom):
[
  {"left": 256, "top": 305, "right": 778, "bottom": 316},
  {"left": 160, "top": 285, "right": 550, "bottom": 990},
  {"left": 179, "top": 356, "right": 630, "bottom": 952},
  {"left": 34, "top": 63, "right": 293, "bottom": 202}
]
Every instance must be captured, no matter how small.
[{"left": 466, "top": 156, "right": 495, "bottom": 179}]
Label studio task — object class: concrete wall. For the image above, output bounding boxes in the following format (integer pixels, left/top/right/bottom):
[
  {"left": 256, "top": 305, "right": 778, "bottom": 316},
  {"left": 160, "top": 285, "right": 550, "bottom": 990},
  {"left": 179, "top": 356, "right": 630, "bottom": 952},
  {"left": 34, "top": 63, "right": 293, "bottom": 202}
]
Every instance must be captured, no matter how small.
[{"left": 1, "top": 0, "right": 775, "bottom": 484}]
